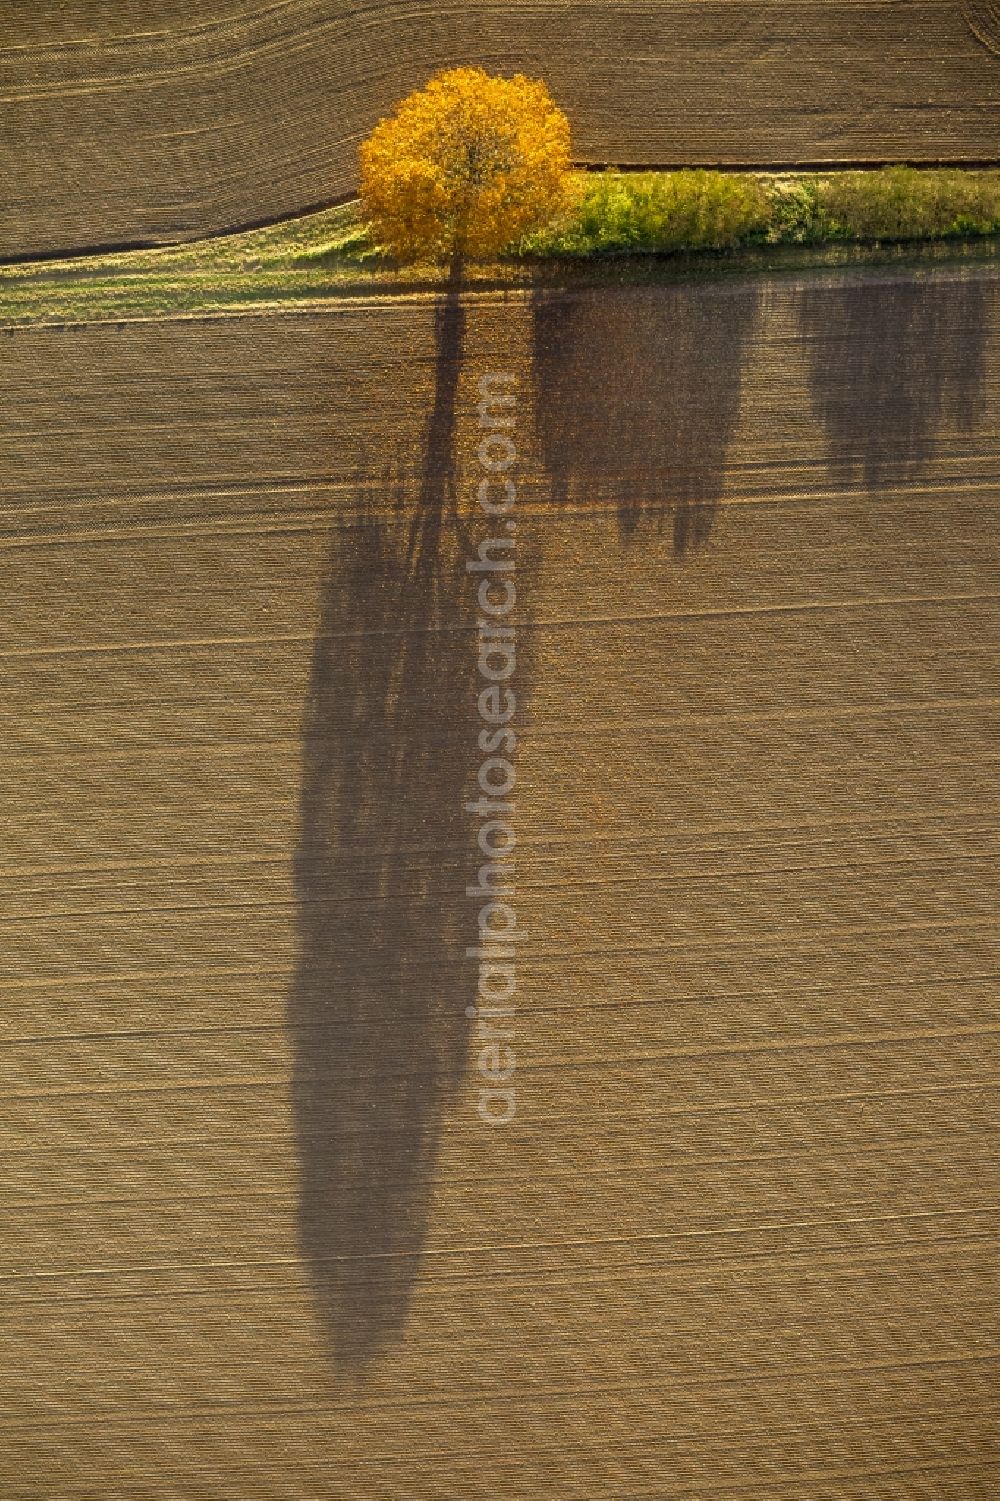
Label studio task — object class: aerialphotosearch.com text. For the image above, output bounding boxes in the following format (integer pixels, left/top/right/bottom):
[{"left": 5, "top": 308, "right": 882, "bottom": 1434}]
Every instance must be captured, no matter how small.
[{"left": 466, "top": 372, "right": 520, "bottom": 1124}]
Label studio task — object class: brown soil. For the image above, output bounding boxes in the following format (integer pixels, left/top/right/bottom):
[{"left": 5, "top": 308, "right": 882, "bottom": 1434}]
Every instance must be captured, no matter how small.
[{"left": 2, "top": 263, "right": 998, "bottom": 1495}]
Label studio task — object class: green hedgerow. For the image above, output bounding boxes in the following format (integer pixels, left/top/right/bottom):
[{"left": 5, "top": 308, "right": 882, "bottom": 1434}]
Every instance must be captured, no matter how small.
[
  {"left": 816, "top": 167, "right": 1000, "bottom": 243},
  {"left": 764, "top": 178, "right": 827, "bottom": 244},
  {"left": 521, "top": 170, "right": 771, "bottom": 255},
  {"left": 518, "top": 166, "right": 1000, "bottom": 259}
]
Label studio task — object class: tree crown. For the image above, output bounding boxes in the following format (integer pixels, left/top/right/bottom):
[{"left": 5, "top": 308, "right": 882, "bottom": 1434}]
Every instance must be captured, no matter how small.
[{"left": 359, "top": 67, "right": 571, "bottom": 262}]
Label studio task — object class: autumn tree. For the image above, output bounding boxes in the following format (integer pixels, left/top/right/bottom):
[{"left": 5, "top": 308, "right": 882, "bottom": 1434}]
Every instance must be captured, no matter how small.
[{"left": 359, "top": 67, "right": 571, "bottom": 263}]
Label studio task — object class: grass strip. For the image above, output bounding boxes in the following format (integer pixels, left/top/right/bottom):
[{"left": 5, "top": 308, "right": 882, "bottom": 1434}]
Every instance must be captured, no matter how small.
[{"left": 3, "top": 169, "right": 998, "bottom": 326}]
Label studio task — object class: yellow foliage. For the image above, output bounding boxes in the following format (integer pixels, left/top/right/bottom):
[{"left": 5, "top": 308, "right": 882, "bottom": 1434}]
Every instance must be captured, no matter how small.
[{"left": 359, "top": 67, "right": 571, "bottom": 262}]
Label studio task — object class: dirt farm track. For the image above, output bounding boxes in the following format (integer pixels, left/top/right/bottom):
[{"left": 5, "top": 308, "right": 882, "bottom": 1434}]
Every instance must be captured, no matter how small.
[
  {"left": 3, "top": 0, "right": 1000, "bottom": 258},
  {"left": 2, "top": 262, "right": 998, "bottom": 1497}
]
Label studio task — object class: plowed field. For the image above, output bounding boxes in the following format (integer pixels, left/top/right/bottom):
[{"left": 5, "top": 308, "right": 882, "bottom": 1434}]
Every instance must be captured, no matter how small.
[
  {"left": 3, "top": 0, "right": 999, "bottom": 258},
  {"left": 2, "top": 261, "right": 998, "bottom": 1497}
]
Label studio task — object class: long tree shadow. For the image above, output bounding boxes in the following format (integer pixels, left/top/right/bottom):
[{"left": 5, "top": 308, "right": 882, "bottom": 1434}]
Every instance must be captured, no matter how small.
[
  {"left": 288, "top": 268, "right": 478, "bottom": 1371},
  {"left": 531, "top": 281, "right": 761, "bottom": 553},
  {"left": 798, "top": 273, "right": 990, "bottom": 490}
]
